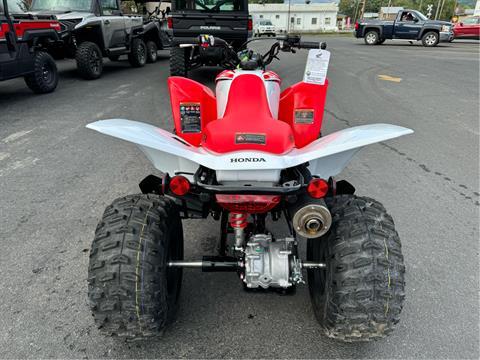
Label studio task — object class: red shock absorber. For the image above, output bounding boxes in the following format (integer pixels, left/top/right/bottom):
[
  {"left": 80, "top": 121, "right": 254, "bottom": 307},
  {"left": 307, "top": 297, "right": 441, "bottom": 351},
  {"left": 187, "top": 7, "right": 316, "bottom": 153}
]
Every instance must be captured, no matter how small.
[{"left": 230, "top": 213, "right": 248, "bottom": 250}]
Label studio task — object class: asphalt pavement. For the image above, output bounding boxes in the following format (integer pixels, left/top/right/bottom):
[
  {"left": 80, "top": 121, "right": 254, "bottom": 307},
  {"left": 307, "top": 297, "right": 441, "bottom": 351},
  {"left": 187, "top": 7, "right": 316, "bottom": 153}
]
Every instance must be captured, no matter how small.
[{"left": 0, "top": 37, "right": 479, "bottom": 359}]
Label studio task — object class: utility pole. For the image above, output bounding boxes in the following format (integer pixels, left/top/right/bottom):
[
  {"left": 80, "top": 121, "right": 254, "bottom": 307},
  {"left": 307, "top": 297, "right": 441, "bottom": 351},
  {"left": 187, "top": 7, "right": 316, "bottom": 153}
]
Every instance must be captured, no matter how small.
[
  {"left": 434, "top": 0, "right": 441, "bottom": 19},
  {"left": 353, "top": 0, "right": 361, "bottom": 22},
  {"left": 438, "top": 0, "right": 446, "bottom": 19},
  {"left": 360, "top": 0, "right": 367, "bottom": 19}
]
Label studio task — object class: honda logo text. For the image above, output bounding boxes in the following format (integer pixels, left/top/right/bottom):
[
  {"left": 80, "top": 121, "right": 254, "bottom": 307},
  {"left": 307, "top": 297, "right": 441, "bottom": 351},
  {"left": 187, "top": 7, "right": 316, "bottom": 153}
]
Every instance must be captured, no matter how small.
[{"left": 230, "top": 158, "right": 266, "bottom": 163}]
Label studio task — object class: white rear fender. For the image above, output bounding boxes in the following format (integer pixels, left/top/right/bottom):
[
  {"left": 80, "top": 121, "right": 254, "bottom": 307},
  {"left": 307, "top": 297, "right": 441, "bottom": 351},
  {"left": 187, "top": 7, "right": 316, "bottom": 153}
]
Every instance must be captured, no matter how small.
[{"left": 86, "top": 119, "right": 413, "bottom": 180}]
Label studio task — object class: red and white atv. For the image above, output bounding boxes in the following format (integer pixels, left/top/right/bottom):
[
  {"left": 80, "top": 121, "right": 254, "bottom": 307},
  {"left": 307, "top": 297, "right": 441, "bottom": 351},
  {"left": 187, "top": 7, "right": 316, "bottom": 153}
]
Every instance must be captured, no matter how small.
[{"left": 87, "top": 35, "right": 412, "bottom": 342}]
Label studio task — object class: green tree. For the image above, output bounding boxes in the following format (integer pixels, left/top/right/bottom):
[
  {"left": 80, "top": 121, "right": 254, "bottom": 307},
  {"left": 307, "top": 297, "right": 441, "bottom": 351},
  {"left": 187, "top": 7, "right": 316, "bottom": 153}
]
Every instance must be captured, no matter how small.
[{"left": 339, "top": 0, "right": 456, "bottom": 20}]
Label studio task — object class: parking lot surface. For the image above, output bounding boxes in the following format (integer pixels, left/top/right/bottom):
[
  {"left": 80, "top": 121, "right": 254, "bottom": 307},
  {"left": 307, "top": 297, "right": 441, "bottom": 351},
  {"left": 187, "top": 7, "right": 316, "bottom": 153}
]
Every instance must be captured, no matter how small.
[{"left": 0, "top": 37, "right": 479, "bottom": 359}]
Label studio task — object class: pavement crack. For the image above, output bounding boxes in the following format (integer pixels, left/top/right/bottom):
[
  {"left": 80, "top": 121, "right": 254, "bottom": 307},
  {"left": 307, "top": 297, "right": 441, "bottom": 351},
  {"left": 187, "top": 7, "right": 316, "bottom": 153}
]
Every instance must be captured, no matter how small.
[
  {"left": 325, "top": 109, "right": 352, "bottom": 127},
  {"left": 324, "top": 109, "right": 477, "bottom": 205},
  {"left": 380, "top": 142, "right": 479, "bottom": 206}
]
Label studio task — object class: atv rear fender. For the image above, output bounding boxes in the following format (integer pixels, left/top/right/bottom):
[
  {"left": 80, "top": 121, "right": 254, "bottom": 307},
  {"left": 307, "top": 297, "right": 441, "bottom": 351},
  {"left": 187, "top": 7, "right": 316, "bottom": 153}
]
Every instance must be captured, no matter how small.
[{"left": 86, "top": 119, "right": 413, "bottom": 180}]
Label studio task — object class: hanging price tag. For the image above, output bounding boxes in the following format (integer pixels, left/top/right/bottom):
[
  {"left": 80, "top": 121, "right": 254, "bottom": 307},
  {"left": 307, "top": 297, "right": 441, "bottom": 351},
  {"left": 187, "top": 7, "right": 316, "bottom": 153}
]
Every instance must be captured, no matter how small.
[{"left": 304, "top": 49, "right": 330, "bottom": 85}]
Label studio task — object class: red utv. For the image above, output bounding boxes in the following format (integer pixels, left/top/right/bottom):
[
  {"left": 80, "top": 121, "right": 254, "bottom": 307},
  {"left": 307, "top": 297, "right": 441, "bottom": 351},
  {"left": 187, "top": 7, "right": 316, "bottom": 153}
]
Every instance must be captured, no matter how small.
[{"left": 0, "top": 0, "right": 61, "bottom": 93}]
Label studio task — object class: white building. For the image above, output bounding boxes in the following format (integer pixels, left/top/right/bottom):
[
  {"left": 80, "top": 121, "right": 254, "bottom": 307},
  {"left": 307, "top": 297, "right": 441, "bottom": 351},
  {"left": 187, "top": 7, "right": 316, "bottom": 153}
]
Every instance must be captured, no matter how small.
[{"left": 249, "top": 3, "right": 339, "bottom": 33}]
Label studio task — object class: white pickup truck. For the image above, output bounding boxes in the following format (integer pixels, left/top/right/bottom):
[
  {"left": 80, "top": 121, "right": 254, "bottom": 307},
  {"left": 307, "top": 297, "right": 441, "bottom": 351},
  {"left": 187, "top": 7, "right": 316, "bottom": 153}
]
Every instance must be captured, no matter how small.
[{"left": 254, "top": 20, "right": 276, "bottom": 37}]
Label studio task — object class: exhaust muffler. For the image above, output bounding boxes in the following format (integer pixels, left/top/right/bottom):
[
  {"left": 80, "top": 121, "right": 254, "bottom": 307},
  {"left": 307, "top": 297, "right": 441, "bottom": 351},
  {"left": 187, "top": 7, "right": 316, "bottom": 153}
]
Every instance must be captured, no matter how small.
[{"left": 291, "top": 199, "right": 332, "bottom": 239}]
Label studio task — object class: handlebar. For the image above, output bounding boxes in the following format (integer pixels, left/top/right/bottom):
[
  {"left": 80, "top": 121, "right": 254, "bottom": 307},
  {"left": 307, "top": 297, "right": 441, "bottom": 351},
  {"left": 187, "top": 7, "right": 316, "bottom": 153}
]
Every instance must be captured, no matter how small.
[
  {"left": 187, "top": 34, "right": 327, "bottom": 70},
  {"left": 298, "top": 41, "right": 326, "bottom": 49}
]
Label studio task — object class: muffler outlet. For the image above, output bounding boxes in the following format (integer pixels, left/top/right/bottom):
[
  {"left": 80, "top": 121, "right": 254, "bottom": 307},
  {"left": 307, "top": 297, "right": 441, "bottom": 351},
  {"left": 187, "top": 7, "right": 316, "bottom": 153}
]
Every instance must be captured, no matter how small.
[{"left": 292, "top": 203, "right": 332, "bottom": 239}]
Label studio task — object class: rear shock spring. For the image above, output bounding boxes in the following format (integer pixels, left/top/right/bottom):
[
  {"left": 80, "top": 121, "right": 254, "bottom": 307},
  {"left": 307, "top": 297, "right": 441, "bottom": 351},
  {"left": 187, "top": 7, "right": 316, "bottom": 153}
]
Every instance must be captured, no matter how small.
[{"left": 230, "top": 213, "right": 248, "bottom": 250}]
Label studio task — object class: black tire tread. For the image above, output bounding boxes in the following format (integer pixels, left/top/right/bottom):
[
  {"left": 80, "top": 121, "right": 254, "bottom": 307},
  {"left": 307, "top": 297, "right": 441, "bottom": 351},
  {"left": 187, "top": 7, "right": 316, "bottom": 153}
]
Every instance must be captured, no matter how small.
[
  {"left": 146, "top": 40, "right": 158, "bottom": 63},
  {"left": 128, "top": 38, "right": 147, "bottom": 68},
  {"left": 75, "top": 41, "right": 103, "bottom": 80},
  {"left": 170, "top": 46, "right": 187, "bottom": 77},
  {"left": 88, "top": 194, "right": 182, "bottom": 340},
  {"left": 308, "top": 195, "right": 405, "bottom": 342},
  {"left": 24, "top": 51, "right": 58, "bottom": 94}
]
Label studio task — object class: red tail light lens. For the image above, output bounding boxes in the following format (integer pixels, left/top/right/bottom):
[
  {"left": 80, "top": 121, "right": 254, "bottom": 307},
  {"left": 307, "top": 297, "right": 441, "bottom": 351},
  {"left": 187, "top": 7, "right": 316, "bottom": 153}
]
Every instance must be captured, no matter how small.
[
  {"left": 169, "top": 175, "right": 190, "bottom": 196},
  {"left": 307, "top": 178, "right": 329, "bottom": 199},
  {"left": 215, "top": 194, "right": 280, "bottom": 213},
  {"left": 248, "top": 18, "right": 253, "bottom": 31},
  {"left": 167, "top": 16, "right": 173, "bottom": 29}
]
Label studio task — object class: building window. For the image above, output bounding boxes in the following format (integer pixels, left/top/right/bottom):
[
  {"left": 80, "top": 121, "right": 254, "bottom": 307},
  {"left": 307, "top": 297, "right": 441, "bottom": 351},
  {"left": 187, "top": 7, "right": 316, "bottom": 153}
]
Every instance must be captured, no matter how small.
[
  {"left": 296, "top": 18, "right": 301, "bottom": 25},
  {"left": 275, "top": 15, "right": 280, "bottom": 19},
  {"left": 325, "top": 17, "right": 331, "bottom": 25},
  {"left": 259, "top": 15, "right": 263, "bottom": 19},
  {"left": 291, "top": 17, "right": 294, "bottom": 23},
  {"left": 312, "top": 17, "right": 317, "bottom": 25}
]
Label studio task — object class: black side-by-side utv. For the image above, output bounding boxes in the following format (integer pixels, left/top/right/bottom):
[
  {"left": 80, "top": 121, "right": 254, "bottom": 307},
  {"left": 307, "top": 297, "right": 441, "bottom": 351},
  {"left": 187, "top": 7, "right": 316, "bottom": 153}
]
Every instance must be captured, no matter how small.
[{"left": 0, "top": 0, "right": 60, "bottom": 93}]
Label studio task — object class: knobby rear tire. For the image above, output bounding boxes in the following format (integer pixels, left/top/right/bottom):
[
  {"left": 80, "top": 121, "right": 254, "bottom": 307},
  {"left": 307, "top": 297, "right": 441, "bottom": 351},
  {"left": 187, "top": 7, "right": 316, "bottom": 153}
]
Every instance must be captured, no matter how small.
[
  {"left": 307, "top": 195, "right": 405, "bottom": 342},
  {"left": 88, "top": 194, "right": 184, "bottom": 340},
  {"left": 170, "top": 46, "right": 188, "bottom": 77}
]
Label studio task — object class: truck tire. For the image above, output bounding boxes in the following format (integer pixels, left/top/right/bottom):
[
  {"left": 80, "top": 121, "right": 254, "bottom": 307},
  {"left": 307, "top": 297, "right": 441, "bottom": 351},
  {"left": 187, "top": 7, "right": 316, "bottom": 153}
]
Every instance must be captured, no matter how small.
[
  {"left": 422, "top": 31, "right": 439, "bottom": 47},
  {"left": 24, "top": 51, "right": 58, "bottom": 94},
  {"left": 76, "top": 41, "right": 103, "bottom": 80},
  {"left": 146, "top": 41, "right": 158, "bottom": 63},
  {"left": 170, "top": 46, "right": 188, "bottom": 77},
  {"left": 307, "top": 195, "right": 405, "bottom": 342},
  {"left": 364, "top": 30, "right": 379, "bottom": 45},
  {"left": 128, "top": 38, "right": 147, "bottom": 67},
  {"left": 88, "top": 194, "right": 184, "bottom": 340}
]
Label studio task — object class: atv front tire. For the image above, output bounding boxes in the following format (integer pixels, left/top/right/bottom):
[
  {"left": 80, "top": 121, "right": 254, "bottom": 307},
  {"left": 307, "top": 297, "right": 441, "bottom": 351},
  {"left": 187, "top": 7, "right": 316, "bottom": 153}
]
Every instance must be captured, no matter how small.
[
  {"left": 307, "top": 195, "right": 405, "bottom": 342},
  {"left": 24, "top": 51, "right": 58, "bottom": 94},
  {"left": 170, "top": 46, "right": 188, "bottom": 77},
  {"left": 88, "top": 194, "right": 184, "bottom": 340},
  {"left": 76, "top": 41, "right": 103, "bottom": 80},
  {"left": 146, "top": 41, "right": 158, "bottom": 63},
  {"left": 128, "top": 38, "right": 147, "bottom": 67}
]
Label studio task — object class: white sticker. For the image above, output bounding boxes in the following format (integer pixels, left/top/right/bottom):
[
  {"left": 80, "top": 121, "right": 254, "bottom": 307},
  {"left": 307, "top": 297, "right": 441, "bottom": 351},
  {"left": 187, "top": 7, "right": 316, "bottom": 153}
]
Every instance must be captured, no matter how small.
[{"left": 303, "top": 49, "right": 330, "bottom": 85}]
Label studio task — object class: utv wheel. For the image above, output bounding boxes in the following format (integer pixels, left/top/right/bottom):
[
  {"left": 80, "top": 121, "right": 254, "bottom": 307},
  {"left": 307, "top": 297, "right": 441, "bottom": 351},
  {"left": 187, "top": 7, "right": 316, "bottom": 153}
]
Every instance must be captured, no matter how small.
[
  {"left": 128, "top": 38, "right": 147, "bottom": 67},
  {"left": 88, "top": 194, "right": 184, "bottom": 340},
  {"left": 146, "top": 41, "right": 158, "bottom": 63},
  {"left": 307, "top": 195, "right": 405, "bottom": 342},
  {"left": 76, "top": 41, "right": 103, "bottom": 80},
  {"left": 170, "top": 46, "right": 188, "bottom": 77},
  {"left": 422, "top": 31, "right": 439, "bottom": 47},
  {"left": 24, "top": 51, "right": 58, "bottom": 94},
  {"left": 364, "top": 30, "right": 379, "bottom": 45}
]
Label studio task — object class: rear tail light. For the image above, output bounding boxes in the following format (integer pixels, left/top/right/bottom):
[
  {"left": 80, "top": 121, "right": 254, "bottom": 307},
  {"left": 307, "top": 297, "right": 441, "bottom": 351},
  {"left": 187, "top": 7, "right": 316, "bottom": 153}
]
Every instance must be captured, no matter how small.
[
  {"left": 248, "top": 18, "right": 253, "bottom": 31},
  {"left": 215, "top": 194, "right": 280, "bottom": 213},
  {"left": 51, "top": 22, "right": 61, "bottom": 31},
  {"left": 167, "top": 16, "right": 173, "bottom": 29},
  {"left": 307, "top": 178, "right": 329, "bottom": 199},
  {"left": 354, "top": 21, "right": 359, "bottom": 30},
  {"left": 169, "top": 175, "right": 190, "bottom": 196}
]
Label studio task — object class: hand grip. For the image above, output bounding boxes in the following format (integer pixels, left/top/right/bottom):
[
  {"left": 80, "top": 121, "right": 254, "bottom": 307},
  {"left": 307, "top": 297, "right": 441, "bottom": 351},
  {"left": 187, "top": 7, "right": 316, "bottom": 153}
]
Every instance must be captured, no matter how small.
[
  {"left": 298, "top": 41, "right": 320, "bottom": 49},
  {"left": 298, "top": 41, "right": 327, "bottom": 49}
]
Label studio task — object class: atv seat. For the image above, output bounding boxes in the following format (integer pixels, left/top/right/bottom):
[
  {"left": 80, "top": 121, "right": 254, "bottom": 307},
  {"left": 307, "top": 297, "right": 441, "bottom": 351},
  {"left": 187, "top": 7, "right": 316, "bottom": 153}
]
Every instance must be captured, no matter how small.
[{"left": 202, "top": 74, "right": 295, "bottom": 155}]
